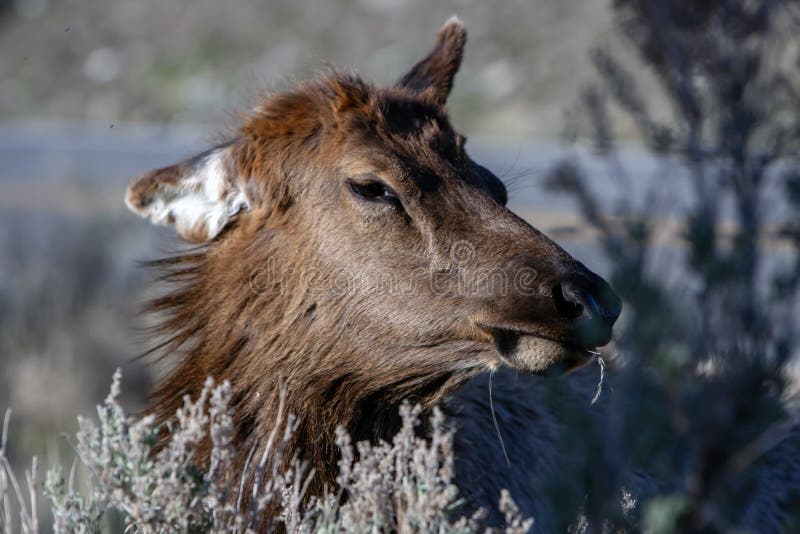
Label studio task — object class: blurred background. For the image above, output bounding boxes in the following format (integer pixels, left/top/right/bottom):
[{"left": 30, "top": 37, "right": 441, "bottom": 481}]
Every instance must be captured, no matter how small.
[{"left": 3, "top": 0, "right": 800, "bottom": 531}]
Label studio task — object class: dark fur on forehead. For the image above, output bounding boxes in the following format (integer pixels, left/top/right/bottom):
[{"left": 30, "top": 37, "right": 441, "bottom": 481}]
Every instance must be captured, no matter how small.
[{"left": 241, "top": 72, "right": 462, "bottom": 161}]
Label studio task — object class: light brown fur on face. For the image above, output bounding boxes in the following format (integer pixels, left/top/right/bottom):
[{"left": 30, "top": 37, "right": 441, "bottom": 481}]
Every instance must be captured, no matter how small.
[{"left": 126, "top": 17, "right": 621, "bottom": 521}]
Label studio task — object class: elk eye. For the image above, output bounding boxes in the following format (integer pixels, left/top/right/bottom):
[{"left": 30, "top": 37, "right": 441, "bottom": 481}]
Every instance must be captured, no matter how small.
[{"left": 348, "top": 180, "right": 402, "bottom": 208}]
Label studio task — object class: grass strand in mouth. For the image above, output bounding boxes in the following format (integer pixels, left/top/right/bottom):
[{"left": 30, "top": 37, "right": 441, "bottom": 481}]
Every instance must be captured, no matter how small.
[
  {"left": 489, "top": 370, "right": 511, "bottom": 468},
  {"left": 590, "top": 355, "right": 606, "bottom": 406}
]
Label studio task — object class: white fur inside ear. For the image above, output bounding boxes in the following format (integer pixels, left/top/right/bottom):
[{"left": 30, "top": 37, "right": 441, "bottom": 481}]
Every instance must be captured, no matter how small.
[{"left": 133, "top": 149, "right": 251, "bottom": 241}]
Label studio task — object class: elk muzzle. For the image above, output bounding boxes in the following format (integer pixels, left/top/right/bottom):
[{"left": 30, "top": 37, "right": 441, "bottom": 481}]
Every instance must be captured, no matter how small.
[{"left": 477, "top": 262, "right": 622, "bottom": 374}]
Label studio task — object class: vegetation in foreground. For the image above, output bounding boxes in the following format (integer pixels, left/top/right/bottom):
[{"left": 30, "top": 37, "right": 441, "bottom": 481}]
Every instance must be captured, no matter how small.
[{"left": 1, "top": 371, "right": 536, "bottom": 533}]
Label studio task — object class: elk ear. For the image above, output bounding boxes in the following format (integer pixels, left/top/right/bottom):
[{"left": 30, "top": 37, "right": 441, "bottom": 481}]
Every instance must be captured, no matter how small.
[
  {"left": 125, "top": 143, "right": 252, "bottom": 242},
  {"left": 397, "top": 16, "right": 466, "bottom": 105}
]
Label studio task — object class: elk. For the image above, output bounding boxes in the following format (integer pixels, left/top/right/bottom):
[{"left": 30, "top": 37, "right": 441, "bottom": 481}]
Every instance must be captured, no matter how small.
[{"left": 126, "top": 17, "right": 621, "bottom": 523}]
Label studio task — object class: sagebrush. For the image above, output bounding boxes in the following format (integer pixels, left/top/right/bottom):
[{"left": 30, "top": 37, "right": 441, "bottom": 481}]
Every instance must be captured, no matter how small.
[{"left": 1, "top": 371, "right": 533, "bottom": 533}]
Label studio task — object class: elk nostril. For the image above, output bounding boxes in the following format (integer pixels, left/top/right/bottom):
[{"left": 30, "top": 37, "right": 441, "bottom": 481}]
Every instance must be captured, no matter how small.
[{"left": 552, "top": 283, "right": 584, "bottom": 320}]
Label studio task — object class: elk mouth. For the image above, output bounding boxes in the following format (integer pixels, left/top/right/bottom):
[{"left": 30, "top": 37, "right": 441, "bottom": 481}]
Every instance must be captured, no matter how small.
[{"left": 478, "top": 324, "right": 598, "bottom": 375}]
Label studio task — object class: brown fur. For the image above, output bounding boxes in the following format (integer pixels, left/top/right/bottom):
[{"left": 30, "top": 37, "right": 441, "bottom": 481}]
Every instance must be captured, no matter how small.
[{"left": 127, "top": 17, "right": 621, "bottom": 521}]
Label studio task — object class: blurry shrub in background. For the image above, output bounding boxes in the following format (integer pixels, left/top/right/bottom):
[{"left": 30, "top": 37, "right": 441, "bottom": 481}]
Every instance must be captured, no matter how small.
[
  {"left": 546, "top": 0, "right": 800, "bottom": 531},
  {"left": 0, "top": 209, "right": 153, "bottom": 489}
]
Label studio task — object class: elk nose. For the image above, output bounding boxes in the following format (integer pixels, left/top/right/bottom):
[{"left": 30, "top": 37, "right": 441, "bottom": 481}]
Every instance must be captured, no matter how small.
[{"left": 552, "top": 277, "right": 622, "bottom": 348}]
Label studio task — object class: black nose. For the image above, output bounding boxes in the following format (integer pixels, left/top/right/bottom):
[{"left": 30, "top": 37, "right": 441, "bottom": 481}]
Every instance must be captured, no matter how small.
[{"left": 552, "top": 275, "right": 621, "bottom": 348}]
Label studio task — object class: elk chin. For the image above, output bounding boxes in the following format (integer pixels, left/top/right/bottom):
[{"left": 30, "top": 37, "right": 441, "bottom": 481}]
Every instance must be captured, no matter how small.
[{"left": 493, "top": 331, "right": 595, "bottom": 375}]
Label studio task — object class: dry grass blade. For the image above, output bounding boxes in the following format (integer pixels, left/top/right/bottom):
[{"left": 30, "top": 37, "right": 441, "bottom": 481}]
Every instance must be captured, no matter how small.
[
  {"left": 0, "top": 410, "right": 36, "bottom": 534},
  {"left": 1, "top": 409, "right": 10, "bottom": 534},
  {"left": 590, "top": 355, "right": 606, "bottom": 405},
  {"left": 24, "top": 457, "right": 38, "bottom": 534}
]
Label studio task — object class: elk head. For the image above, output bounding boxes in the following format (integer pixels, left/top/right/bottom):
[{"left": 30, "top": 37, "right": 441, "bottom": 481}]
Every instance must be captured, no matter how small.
[{"left": 126, "top": 17, "right": 621, "bottom": 400}]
